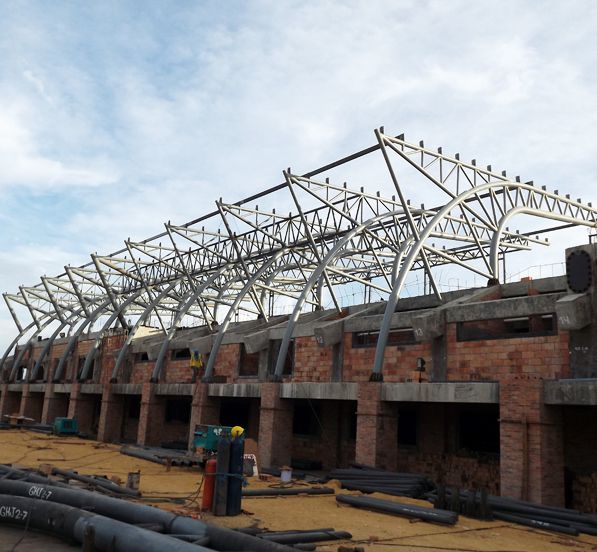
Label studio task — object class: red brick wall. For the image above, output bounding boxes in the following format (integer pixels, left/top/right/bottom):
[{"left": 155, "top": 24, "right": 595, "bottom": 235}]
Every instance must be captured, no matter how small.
[
  {"left": 446, "top": 324, "right": 569, "bottom": 381},
  {"left": 292, "top": 336, "right": 334, "bottom": 382},
  {"left": 211, "top": 343, "right": 241, "bottom": 382},
  {"left": 343, "top": 334, "right": 432, "bottom": 382},
  {"left": 130, "top": 362, "right": 154, "bottom": 383}
]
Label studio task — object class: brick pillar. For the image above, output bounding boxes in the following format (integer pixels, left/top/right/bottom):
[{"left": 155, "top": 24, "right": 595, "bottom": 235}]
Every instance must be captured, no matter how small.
[
  {"left": 500, "top": 375, "right": 565, "bottom": 506},
  {"left": 0, "top": 385, "right": 21, "bottom": 419},
  {"left": 188, "top": 383, "right": 220, "bottom": 449},
  {"left": 137, "top": 383, "right": 166, "bottom": 446},
  {"left": 258, "top": 383, "right": 293, "bottom": 468},
  {"left": 41, "top": 384, "right": 68, "bottom": 424},
  {"left": 20, "top": 385, "right": 43, "bottom": 421},
  {"left": 68, "top": 384, "right": 98, "bottom": 434},
  {"left": 320, "top": 401, "right": 340, "bottom": 469},
  {"left": 97, "top": 386, "right": 124, "bottom": 443},
  {"left": 355, "top": 382, "right": 397, "bottom": 470}
]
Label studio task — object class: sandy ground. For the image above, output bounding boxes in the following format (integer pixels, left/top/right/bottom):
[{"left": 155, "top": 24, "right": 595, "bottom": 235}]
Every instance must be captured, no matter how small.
[{"left": 0, "top": 428, "right": 595, "bottom": 552}]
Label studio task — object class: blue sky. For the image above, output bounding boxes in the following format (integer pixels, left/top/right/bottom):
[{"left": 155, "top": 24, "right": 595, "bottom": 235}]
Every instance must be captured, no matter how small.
[{"left": 1, "top": 1, "right": 597, "bottom": 349}]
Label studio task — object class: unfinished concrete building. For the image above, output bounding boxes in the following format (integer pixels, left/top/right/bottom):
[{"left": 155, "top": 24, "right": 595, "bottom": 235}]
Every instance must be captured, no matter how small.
[{"left": 2, "top": 130, "right": 597, "bottom": 512}]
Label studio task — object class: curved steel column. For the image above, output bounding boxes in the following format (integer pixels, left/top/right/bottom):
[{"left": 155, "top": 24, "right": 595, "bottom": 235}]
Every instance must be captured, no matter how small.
[
  {"left": 151, "top": 267, "right": 231, "bottom": 382},
  {"left": 274, "top": 212, "right": 401, "bottom": 379},
  {"left": 79, "top": 288, "right": 147, "bottom": 381},
  {"left": 371, "top": 182, "right": 597, "bottom": 379},
  {"left": 53, "top": 298, "right": 114, "bottom": 382},
  {"left": 203, "top": 251, "right": 287, "bottom": 382},
  {"left": 111, "top": 279, "right": 181, "bottom": 382}
]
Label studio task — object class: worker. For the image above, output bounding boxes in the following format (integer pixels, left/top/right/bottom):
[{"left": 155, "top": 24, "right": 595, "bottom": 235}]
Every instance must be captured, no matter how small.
[{"left": 231, "top": 425, "right": 245, "bottom": 439}]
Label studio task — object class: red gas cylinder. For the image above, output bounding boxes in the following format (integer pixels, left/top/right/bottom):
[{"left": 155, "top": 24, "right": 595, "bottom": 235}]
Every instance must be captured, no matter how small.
[{"left": 201, "top": 458, "right": 217, "bottom": 511}]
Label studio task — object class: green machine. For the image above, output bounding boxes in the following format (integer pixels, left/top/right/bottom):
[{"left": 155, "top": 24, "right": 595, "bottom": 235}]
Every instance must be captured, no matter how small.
[
  {"left": 192, "top": 424, "right": 232, "bottom": 454},
  {"left": 53, "top": 417, "right": 79, "bottom": 435}
]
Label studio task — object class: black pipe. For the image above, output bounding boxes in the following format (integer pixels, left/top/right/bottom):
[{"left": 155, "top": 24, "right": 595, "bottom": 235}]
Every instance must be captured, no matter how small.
[
  {"left": 336, "top": 494, "right": 458, "bottom": 525},
  {"left": 261, "top": 530, "right": 352, "bottom": 544},
  {"left": 243, "top": 487, "right": 334, "bottom": 497},
  {"left": 337, "top": 482, "right": 423, "bottom": 497},
  {"left": 0, "top": 493, "right": 213, "bottom": 552},
  {"left": 51, "top": 467, "right": 140, "bottom": 497},
  {"left": 0, "top": 464, "right": 71, "bottom": 488},
  {"left": 0, "top": 479, "right": 296, "bottom": 552},
  {"left": 120, "top": 447, "right": 168, "bottom": 465},
  {"left": 493, "top": 511, "right": 579, "bottom": 536}
]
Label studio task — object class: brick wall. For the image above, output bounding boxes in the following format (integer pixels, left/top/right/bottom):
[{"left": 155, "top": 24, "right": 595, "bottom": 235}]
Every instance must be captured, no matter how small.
[
  {"left": 343, "top": 334, "right": 432, "bottom": 382},
  {"left": 500, "top": 375, "right": 565, "bottom": 506},
  {"left": 292, "top": 336, "right": 334, "bottom": 382},
  {"left": 446, "top": 324, "right": 570, "bottom": 381}
]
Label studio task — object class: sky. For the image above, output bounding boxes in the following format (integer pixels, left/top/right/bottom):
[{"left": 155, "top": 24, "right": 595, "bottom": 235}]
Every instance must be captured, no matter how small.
[{"left": 1, "top": 0, "right": 597, "bottom": 351}]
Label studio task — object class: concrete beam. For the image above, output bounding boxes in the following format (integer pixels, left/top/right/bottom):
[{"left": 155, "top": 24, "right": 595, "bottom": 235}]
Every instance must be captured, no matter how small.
[
  {"left": 244, "top": 329, "right": 269, "bottom": 354},
  {"left": 280, "top": 382, "right": 358, "bottom": 401},
  {"left": 555, "top": 294, "right": 592, "bottom": 330},
  {"left": 53, "top": 384, "right": 72, "bottom": 395},
  {"left": 381, "top": 382, "right": 499, "bottom": 403},
  {"left": 155, "top": 383, "right": 193, "bottom": 396},
  {"left": 501, "top": 276, "right": 567, "bottom": 297},
  {"left": 412, "top": 310, "right": 445, "bottom": 340},
  {"left": 446, "top": 293, "right": 563, "bottom": 323},
  {"left": 188, "top": 334, "right": 213, "bottom": 354},
  {"left": 79, "top": 383, "right": 104, "bottom": 395},
  {"left": 28, "top": 383, "right": 45, "bottom": 393},
  {"left": 208, "top": 383, "right": 261, "bottom": 398},
  {"left": 544, "top": 379, "right": 597, "bottom": 405},
  {"left": 314, "top": 319, "right": 344, "bottom": 347},
  {"left": 110, "top": 383, "right": 142, "bottom": 396}
]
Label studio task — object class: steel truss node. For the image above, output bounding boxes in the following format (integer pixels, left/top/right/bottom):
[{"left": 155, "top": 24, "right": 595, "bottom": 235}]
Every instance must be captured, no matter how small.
[{"left": 2, "top": 129, "right": 596, "bottom": 382}]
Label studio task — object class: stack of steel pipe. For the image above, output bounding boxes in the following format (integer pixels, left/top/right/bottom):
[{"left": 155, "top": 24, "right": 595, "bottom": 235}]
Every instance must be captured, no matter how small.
[
  {"left": 0, "top": 478, "right": 298, "bottom": 552},
  {"left": 427, "top": 488, "right": 597, "bottom": 536},
  {"left": 327, "top": 465, "right": 434, "bottom": 498}
]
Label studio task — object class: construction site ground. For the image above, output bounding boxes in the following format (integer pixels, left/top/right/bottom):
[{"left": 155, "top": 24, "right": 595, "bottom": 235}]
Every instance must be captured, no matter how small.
[{"left": 0, "top": 429, "right": 594, "bottom": 552}]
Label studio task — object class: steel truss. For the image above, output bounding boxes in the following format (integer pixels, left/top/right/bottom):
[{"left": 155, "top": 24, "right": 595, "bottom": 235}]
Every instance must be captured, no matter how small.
[{"left": 2, "top": 129, "right": 596, "bottom": 382}]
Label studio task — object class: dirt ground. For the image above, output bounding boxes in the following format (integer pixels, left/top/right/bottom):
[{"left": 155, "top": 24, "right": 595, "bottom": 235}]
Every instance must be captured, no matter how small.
[{"left": 0, "top": 429, "right": 595, "bottom": 552}]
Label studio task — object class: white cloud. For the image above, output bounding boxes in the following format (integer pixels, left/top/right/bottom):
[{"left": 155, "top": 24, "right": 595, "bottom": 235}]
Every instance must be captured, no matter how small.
[{"left": 0, "top": 104, "right": 119, "bottom": 190}]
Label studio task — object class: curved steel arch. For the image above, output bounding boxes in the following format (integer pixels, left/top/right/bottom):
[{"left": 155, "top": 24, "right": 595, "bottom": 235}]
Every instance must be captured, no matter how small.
[
  {"left": 371, "top": 181, "right": 597, "bottom": 378},
  {"left": 273, "top": 211, "right": 404, "bottom": 380},
  {"left": 0, "top": 320, "right": 39, "bottom": 380},
  {"left": 151, "top": 266, "right": 233, "bottom": 382},
  {"left": 203, "top": 249, "right": 293, "bottom": 382},
  {"left": 79, "top": 287, "right": 149, "bottom": 381},
  {"left": 111, "top": 278, "right": 185, "bottom": 382}
]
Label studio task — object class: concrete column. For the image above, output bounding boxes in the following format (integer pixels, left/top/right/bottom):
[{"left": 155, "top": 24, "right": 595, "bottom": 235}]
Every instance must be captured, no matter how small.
[
  {"left": 355, "top": 382, "right": 397, "bottom": 470},
  {"left": 97, "top": 386, "right": 125, "bottom": 443},
  {"left": 258, "top": 383, "right": 293, "bottom": 468},
  {"left": 188, "top": 383, "right": 220, "bottom": 449},
  {"left": 500, "top": 375, "right": 565, "bottom": 506}
]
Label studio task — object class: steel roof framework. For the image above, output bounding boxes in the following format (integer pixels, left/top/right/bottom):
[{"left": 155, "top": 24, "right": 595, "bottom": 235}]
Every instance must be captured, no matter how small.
[{"left": 2, "top": 129, "right": 596, "bottom": 383}]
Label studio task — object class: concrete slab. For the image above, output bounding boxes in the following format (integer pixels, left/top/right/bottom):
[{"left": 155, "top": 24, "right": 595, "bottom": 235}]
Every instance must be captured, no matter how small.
[
  {"left": 208, "top": 383, "right": 261, "bottom": 398},
  {"left": 555, "top": 293, "right": 592, "bottom": 330},
  {"left": 155, "top": 383, "right": 193, "bottom": 396},
  {"left": 280, "top": 382, "right": 358, "bottom": 400},
  {"left": 544, "top": 379, "right": 597, "bottom": 405},
  {"left": 381, "top": 382, "right": 499, "bottom": 403}
]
